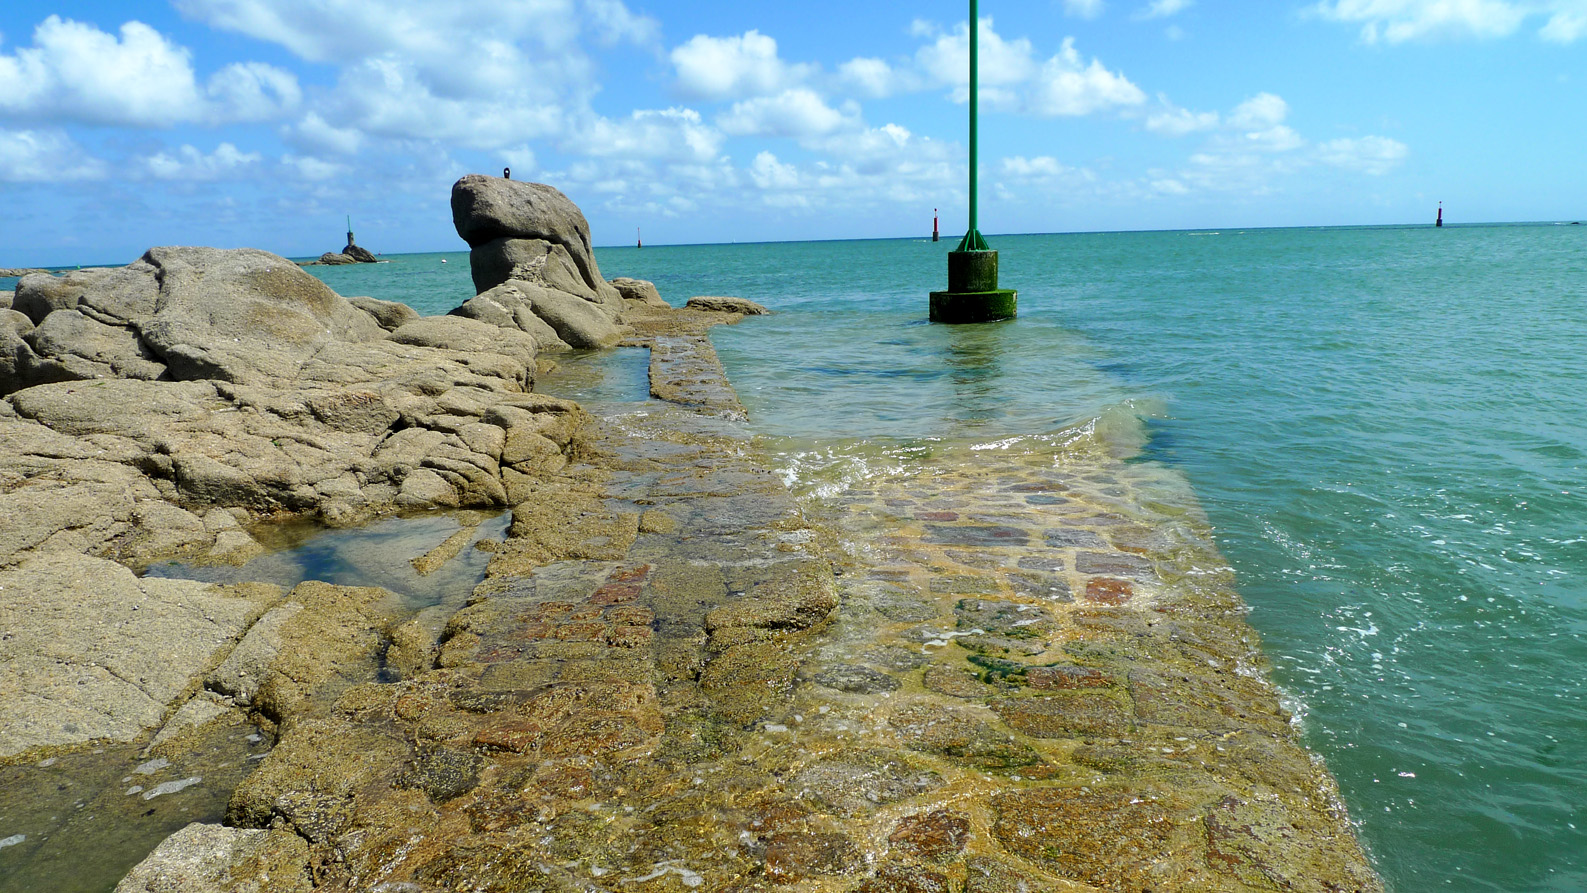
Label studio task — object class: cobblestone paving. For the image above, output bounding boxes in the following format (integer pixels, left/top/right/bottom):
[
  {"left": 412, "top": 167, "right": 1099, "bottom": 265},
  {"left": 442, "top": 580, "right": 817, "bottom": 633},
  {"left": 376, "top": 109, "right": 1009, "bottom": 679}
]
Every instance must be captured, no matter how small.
[{"left": 209, "top": 312, "right": 1382, "bottom": 893}]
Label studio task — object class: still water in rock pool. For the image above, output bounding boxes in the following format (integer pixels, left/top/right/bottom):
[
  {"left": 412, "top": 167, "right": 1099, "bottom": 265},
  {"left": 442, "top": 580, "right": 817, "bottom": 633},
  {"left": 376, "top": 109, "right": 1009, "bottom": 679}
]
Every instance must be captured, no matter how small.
[{"left": 0, "top": 349, "right": 652, "bottom": 893}]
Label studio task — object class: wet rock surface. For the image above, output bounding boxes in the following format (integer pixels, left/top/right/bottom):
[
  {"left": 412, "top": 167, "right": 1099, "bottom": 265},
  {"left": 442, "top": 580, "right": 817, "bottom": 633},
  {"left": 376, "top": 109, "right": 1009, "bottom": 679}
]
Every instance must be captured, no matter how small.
[{"left": 105, "top": 302, "right": 1381, "bottom": 893}]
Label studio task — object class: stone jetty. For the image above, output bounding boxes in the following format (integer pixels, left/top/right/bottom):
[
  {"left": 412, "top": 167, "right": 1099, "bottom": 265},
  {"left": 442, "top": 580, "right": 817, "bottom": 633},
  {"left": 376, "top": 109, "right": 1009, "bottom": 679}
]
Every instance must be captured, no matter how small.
[
  {"left": 0, "top": 179, "right": 1381, "bottom": 892},
  {"left": 114, "top": 302, "right": 1381, "bottom": 892}
]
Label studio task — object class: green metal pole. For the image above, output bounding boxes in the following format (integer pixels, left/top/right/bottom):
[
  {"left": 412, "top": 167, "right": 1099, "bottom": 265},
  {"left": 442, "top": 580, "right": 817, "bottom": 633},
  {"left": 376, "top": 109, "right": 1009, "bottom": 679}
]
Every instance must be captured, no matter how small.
[
  {"left": 969, "top": 0, "right": 978, "bottom": 242},
  {"left": 957, "top": 1, "right": 987, "bottom": 252}
]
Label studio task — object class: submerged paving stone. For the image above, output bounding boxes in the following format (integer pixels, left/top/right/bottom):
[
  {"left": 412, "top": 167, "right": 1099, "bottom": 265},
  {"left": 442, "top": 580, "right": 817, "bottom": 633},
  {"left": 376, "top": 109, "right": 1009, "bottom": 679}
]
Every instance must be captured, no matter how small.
[
  {"left": 923, "top": 524, "right": 1030, "bottom": 547},
  {"left": 118, "top": 302, "right": 1381, "bottom": 893}
]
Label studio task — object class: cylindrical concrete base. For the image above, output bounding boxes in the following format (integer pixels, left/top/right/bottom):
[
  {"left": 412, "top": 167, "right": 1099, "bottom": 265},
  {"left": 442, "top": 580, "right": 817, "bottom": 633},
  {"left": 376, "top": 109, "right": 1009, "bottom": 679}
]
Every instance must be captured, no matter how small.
[
  {"left": 931, "top": 249, "right": 1016, "bottom": 323},
  {"left": 929, "top": 289, "right": 1017, "bottom": 323},
  {"left": 948, "top": 250, "right": 1000, "bottom": 293}
]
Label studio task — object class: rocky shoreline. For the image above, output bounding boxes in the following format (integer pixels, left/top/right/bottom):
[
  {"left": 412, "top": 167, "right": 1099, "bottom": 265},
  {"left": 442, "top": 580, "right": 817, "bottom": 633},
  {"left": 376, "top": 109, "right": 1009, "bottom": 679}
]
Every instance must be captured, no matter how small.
[{"left": 1, "top": 178, "right": 1381, "bottom": 892}]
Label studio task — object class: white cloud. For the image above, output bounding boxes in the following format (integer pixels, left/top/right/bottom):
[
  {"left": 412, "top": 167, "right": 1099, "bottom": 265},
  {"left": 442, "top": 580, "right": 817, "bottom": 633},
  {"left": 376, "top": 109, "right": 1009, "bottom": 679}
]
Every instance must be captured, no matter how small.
[
  {"left": 915, "top": 20, "right": 1143, "bottom": 116},
  {"left": 0, "top": 129, "right": 108, "bottom": 182},
  {"left": 569, "top": 108, "right": 724, "bottom": 163},
  {"left": 1243, "top": 125, "right": 1305, "bottom": 152},
  {"left": 750, "top": 151, "right": 800, "bottom": 189},
  {"left": 0, "top": 17, "right": 202, "bottom": 126},
  {"left": 1541, "top": 10, "right": 1587, "bottom": 42},
  {"left": 0, "top": 16, "right": 299, "bottom": 126},
  {"left": 1311, "top": 0, "right": 1529, "bottom": 43},
  {"left": 1229, "top": 92, "right": 1289, "bottom": 129},
  {"left": 671, "top": 30, "right": 810, "bottom": 100},
  {"left": 719, "top": 89, "right": 855, "bottom": 138},
  {"left": 317, "top": 57, "right": 566, "bottom": 149},
  {"left": 179, "top": 0, "right": 657, "bottom": 148},
  {"left": 1025, "top": 38, "right": 1147, "bottom": 115},
  {"left": 838, "top": 57, "right": 919, "bottom": 99},
  {"left": 915, "top": 17, "right": 1041, "bottom": 97},
  {"left": 282, "top": 154, "right": 348, "bottom": 181},
  {"left": 1146, "top": 101, "right": 1220, "bottom": 135},
  {"left": 1001, "top": 155, "right": 1075, "bottom": 179},
  {"left": 290, "top": 112, "right": 364, "bottom": 155},
  {"left": 582, "top": 0, "right": 661, "bottom": 45},
  {"left": 178, "top": 0, "right": 652, "bottom": 65},
  {"left": 1136, "top": 0, "right": 1193, "bottom": 20},
  {"left": 207, "top": 61, "right": 302, "bottom": 121},
  {"left": 1064, "top": 0, "right": 1107, "bottom": 19},
  {"left": 1316, "top": 135, "right": 1409, "bottom": 174},
  {"left": 140, "top": 143, "right": 262, "bottom": 180}
]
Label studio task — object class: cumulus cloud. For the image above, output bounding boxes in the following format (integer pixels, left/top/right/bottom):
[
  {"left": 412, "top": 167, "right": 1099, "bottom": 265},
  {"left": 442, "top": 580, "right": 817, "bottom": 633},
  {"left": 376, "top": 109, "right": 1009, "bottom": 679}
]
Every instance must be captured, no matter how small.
[
  {"left": 1311, "top": 0, "right": 1533, "bottom": 43},
  {"left": 140, "top": 142, "right": 262, "bottom": 180},
  {"left": 914, "top": 18, "right": 1040, "bottom": 98},
  {"left": 0, "top": 16, "right": 299, "bottom": 126},
  {"left": 567, "top": 108, "right": 724, "bottom": 163},
  {"left": 316, "top": 57, "right": 566, "bottom": 149},
  {"left": 719, "top": 89, "right": 855, "bottom": 139},
  {"left": 0, "top": 17, "right": 201, "bottom": 126},
  {"left": 0, "top": 129, "right": 108, "bottom": 182},
  {"left": 671, "top": 30, "right": 810, "bottom": 100},
  {"left": 915, "top": 20, "right": 1143, "bottom": 116},
  {"left": 1025, "top": 38, "right": 1147, "bottom": 115},
  {"left": 178, "top": 0, "right": 656, "bottom": 148}
]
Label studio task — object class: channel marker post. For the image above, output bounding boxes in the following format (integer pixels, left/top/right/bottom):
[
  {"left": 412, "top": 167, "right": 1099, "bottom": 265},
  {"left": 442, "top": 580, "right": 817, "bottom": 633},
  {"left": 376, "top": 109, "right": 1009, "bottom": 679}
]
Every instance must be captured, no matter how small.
[{"left": 930, "top": 0, "right": 1016, "bottom": 323}]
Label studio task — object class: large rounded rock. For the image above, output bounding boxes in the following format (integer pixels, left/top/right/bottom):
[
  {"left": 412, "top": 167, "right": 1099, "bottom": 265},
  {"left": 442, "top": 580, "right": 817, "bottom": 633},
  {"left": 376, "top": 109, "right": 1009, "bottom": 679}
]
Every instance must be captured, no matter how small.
[
  {"left": 451, "top": 176, "right": 617, "bottom": 304},
  {"left": 134, "top": 247, "right": 386, "bottom": 384}
]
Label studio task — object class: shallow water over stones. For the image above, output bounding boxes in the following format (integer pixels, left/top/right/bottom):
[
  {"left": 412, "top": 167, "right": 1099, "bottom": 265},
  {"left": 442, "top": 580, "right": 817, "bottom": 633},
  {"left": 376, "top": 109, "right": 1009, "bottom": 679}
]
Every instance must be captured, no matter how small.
[
  {"left": 154, "top": 324, "right": 1379, "bottom": 892},
  {"left": 143, "top": 509, "right": 510, "bottom": 610},
  {"left": 0, "top": 722, "right": 271, "bottom": 893}
]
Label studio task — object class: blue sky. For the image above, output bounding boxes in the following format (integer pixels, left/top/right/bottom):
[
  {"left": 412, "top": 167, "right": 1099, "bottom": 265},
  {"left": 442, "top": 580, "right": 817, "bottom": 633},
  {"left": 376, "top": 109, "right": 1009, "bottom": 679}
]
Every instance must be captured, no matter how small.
[{"left": 1, "top": 0, "right": 1583, "bottom": 265}]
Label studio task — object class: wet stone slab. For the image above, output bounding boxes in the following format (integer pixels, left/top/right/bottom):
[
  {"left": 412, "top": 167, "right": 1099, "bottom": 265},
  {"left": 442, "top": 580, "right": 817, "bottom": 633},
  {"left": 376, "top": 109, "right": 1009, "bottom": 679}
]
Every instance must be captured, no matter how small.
[{"left": 132, "top": 311, "right": 1383, "bottom": 893}]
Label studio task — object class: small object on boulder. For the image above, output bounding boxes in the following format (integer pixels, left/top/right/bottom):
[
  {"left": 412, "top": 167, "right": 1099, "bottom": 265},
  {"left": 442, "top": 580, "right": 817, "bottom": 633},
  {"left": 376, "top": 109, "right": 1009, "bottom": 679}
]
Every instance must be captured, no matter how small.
[
  {"left": 610, "top": 277, "right": 668, "bottom": 308},
  {"left": 686, "top": 296, "right": 769, "bottom": 315}
]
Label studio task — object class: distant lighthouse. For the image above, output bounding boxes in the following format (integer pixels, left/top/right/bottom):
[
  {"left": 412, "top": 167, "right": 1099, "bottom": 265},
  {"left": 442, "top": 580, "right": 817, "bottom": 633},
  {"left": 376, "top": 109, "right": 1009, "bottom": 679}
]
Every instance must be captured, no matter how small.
[
  {"left": 932, "top": 208, "right": 940, "bottom": 242},
  {"left": 1436, "top": 202, "right": 1443, "bottom": 228}
]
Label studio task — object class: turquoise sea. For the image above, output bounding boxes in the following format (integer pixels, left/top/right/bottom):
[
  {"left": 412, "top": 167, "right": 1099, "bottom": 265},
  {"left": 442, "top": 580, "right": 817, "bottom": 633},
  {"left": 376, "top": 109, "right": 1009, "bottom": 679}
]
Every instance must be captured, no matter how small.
[{"left": 8, "top": 224, "right": 1585, "bottom": 891}]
